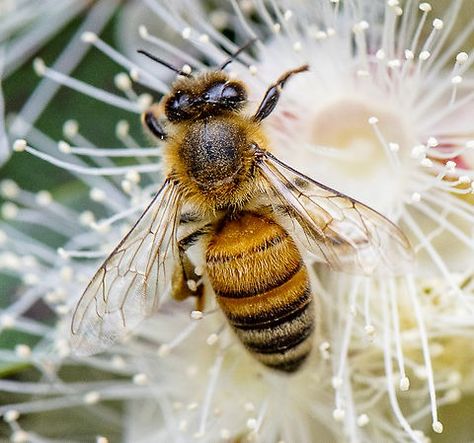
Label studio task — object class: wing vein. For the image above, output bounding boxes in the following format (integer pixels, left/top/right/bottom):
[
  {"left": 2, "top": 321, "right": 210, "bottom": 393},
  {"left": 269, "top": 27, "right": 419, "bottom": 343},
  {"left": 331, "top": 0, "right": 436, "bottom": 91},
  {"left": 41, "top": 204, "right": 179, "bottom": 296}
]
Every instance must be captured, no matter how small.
[
  {"left": 70, "top": 179, "right": 183, "bottom": 356},
  {"left": 256, "top": 151, "right": 413, "bottom": 275}
]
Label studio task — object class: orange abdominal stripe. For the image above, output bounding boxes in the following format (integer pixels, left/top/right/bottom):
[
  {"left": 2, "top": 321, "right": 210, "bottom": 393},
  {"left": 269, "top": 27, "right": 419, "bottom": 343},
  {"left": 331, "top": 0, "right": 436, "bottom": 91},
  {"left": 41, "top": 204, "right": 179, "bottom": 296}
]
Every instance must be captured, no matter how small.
[
  {"left": 217, "top": 267, "right": 311, "bottom": 325},
  {"left": 206, "top": 211, "right": 315, "bottom": 372}
]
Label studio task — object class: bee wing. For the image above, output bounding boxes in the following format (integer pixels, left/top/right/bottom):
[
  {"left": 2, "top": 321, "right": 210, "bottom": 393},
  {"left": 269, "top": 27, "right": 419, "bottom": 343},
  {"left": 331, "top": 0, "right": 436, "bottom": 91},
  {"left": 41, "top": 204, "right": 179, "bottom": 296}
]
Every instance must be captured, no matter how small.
[
  {"left": 258, "top": 152, "right": 413, "bottom": 275},
  {"left": 70, "top": 179, "right": 182, "bottom": 356}
]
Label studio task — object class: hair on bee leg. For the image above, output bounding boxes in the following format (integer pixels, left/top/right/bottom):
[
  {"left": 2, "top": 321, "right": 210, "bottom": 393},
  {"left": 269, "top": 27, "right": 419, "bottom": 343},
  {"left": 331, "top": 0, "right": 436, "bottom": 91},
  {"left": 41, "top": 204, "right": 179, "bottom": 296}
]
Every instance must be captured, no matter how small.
[
  {"left": 186, "top": 277, "right": 206, "bottom": 312},
  {"left": 172, "top": 254, "right": 205, "bottom": 306},
  {"left": 171, "top": 224, "right": 210, "bottom": 307},
  {"left": 195, "top": 286, "right": 205, "bottom": 312}
]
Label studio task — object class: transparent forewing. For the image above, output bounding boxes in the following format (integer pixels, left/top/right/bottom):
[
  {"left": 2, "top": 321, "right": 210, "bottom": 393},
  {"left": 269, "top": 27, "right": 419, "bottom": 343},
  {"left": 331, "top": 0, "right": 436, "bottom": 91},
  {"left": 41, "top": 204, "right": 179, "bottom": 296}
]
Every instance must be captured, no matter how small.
[
  {"left": 258, "top": 152, "right": 413, "bottom": 275},
  {"left": 70, "top": 179, "right": 182, "bottom": 355}
]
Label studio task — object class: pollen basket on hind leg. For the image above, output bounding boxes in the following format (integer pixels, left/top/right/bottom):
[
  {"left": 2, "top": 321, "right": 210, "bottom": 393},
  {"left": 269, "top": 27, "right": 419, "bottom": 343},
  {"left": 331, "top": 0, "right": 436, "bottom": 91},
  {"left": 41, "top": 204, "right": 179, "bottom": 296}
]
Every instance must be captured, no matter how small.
[{"left": 206, "top": 211, "right": 315, "bottom": 372}]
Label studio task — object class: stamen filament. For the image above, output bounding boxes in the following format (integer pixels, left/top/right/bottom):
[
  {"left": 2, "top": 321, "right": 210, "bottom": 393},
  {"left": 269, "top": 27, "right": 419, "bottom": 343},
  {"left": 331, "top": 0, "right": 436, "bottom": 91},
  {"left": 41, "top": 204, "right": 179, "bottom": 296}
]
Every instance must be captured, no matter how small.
[
  {"left": 381, "top": 284, "right": 422, "bottom": 443},
  {"left": 388, "top": 279, "right": 408, "bottom": 390},
  {"left": 9, "top": 0, "right": 119, "bottom": 137},
  {"left": 197, "top": 353, "right": 224, "bottom": 436},
  {"left": 21, "top": 144, "right": 162, "bottom": 176},
  {"left": 405, "top": 277, "right": 441, "bottom": 433},
  {"left": 82, "top": 33, "right": 168, "bottom": 93},
  {"left": 63, "top": 146, "right": 161, "bottom": 158},
  {"left": 33, "top": 60, "right": 142, "bottom": 113}
]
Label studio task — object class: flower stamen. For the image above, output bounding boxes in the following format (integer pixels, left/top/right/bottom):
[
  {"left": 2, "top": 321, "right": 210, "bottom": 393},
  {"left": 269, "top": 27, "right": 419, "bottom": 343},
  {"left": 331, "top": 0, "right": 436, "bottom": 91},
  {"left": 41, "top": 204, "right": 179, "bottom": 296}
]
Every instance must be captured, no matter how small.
[
  {"left": 368, "top": 116, "right": 400, "bottom": 170},
  {"left": 334, "top": 278, "right": 361, "bottom": 413},
  {"left": 381, "top": 282, "right": 421, "bottom": 442},
  {"left": 403, "top": 211, "right": 464, "bottom": 300},
  {"left": 15, "top": 141, "right": 162, "bottom": 176},
  {"left": 138, "top": 25, "right": 207, "bottom": 71},
  {"left": 388, "top": 279, "right": 409, "bottom": 392},
  {"left": 197, "top": 353, "right": 224, "bottom": 437},
  {"left": 33, "top": 58, "right": 142, "bottom": 113},
  {"left": 405, "top": 277, "right": 442, "bottom": 436},
  {"left": 81, "top": 31, "right": 168, "bottom": 93}
]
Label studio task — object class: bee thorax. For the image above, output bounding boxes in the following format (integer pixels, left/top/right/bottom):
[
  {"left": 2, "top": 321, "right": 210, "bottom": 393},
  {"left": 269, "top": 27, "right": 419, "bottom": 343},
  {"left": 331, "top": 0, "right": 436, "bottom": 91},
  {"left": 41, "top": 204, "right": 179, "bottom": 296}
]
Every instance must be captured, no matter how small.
[{"left": 180, "top": 119, "right": 247, "bottom": 189}]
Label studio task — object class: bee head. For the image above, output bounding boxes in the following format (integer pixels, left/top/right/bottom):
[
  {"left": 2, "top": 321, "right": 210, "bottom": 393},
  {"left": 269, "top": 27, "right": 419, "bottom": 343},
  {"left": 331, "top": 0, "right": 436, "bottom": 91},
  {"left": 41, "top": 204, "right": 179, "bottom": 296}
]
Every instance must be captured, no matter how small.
[
  {"left": 164, "top": 72, "right": 248, "bottom": 122},
  {"left": 137, "top": 43, "right": 255, "bottom": 123}
]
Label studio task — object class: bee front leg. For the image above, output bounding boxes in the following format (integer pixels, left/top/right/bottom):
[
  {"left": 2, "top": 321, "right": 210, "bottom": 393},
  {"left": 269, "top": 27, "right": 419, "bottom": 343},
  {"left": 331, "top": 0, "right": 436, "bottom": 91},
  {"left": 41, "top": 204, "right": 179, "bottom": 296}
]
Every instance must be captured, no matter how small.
[
  {"left": 252, "top": 65, "right": 309, "bottom": 122},
  {"left": 141, "top": 104, "right": 168, "bottom": 140}
]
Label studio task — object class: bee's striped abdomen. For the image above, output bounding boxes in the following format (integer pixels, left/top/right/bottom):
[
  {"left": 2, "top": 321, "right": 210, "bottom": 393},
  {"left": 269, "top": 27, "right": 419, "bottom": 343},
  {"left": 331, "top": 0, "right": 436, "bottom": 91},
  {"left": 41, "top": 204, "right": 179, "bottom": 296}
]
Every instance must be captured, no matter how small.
[{"left": 206, "top": 212, "right": 314, "bottom": 372}]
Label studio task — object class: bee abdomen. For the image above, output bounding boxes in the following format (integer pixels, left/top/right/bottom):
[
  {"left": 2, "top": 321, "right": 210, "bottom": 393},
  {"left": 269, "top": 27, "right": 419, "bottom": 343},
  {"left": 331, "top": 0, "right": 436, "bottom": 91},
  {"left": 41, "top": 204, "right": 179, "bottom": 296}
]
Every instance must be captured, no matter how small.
[{"left": 206, "top": 212, "right": 314, "bottom": 373}]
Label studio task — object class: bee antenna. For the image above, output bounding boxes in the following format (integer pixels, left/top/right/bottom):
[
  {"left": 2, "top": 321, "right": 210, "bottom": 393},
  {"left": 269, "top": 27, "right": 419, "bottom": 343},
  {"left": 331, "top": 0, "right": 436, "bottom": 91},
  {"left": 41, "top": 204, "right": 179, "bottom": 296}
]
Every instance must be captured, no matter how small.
[
  {"left": 137, "top": 49, "right": 192, "bottom": 78},
  {"left": 219, "top": 38, "right": 258, "bottom": 70}
]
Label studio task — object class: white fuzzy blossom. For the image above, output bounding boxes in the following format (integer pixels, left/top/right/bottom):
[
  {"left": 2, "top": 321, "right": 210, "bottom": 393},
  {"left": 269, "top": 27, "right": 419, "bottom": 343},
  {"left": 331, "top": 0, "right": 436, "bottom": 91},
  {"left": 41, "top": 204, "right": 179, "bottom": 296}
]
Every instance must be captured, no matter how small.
[{"left": 1, "top": 1, "right": 474, "bottom": 442}]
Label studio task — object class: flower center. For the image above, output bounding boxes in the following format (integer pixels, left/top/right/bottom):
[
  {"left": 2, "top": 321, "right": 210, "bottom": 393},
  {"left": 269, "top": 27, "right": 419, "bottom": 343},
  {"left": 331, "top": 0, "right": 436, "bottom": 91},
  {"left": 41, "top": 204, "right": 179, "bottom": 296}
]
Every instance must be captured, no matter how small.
[
  {"left": 312, "top": 99, "right": 404, "bottom": 170},
  {"left": 271, "top": 96, "right": 416, "bottom": 214}
]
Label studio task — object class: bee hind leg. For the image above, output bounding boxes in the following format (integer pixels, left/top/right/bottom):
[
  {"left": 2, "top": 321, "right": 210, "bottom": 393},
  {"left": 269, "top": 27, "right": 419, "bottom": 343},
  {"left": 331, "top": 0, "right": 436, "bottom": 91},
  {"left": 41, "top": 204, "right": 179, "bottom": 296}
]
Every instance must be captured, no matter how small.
[
  {"left": 252, "top": 65, "right": 309, "bottom": 122},
  {"left": 172, "top": 225, "right": 210, "bottom": 310},
  {"left": 171, "top": 254, "right": 205, "bottom": 310}
]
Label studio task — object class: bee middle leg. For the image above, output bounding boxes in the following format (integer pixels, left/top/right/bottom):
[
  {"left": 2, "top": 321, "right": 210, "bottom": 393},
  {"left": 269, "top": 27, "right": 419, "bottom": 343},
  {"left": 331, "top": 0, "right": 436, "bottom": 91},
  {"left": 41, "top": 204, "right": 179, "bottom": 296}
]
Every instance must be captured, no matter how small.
[
  {"left": 172, "top": 223, "right": 211, "bottom": 311},
  {"left": 252, "top": 64, "right": 309, "bottom": 122}
]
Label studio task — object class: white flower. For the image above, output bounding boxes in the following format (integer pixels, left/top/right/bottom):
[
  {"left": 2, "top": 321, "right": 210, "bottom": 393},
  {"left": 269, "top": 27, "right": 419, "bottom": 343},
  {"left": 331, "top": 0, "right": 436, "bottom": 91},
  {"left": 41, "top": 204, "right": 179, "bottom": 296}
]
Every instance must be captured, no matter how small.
[{"left": 1, "top": 1, "right": 474, "bottom": 442}]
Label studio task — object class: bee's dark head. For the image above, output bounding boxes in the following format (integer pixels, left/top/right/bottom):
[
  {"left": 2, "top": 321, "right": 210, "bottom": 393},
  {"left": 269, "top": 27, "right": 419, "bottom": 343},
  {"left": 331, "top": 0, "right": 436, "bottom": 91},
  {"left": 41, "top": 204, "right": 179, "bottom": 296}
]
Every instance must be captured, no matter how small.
[
  {"left": 137, "top": 43, "right": 255, "bottom": 123},
  {"left": 164, "top": 72, "right": 247, "bottom": 122}
]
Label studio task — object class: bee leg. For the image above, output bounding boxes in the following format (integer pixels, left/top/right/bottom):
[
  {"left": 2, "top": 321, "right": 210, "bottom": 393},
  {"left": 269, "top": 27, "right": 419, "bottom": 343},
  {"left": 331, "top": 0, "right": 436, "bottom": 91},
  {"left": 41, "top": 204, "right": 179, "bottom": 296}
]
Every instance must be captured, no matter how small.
[
  {"left": 171, "top": 225, "right": 210, "bottom": 309},
  {"left": 171, "top": 253, "right": 204, "bottom": 304},
  {"left": 141, "top": 105, "right": 168, "bottom": 140},
  {"left": 252, "top": 64, "right": 309, "bottom": 122}
]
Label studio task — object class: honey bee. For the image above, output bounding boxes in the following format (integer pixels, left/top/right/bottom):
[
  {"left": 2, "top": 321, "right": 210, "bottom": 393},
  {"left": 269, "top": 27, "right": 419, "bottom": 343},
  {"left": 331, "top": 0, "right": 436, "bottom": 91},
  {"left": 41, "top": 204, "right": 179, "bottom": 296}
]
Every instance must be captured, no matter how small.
[{"left": 71, "top": 44, "right": 413, "bottom": 372}]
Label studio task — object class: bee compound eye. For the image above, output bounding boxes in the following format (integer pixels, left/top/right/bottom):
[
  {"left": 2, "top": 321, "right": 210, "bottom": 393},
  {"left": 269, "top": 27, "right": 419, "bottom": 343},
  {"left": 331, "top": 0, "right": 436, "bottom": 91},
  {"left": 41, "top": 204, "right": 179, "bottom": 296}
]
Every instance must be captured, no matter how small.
[
  {"left": 202, "top": 82, "right": 246, "bottom": 108},
  {"left": 222, "top": 83, "right": 246, "bottom": 106},
  {"left": 202, "top": 83, "right": 224, "bottom": 103},
  {"left": 171, "top": 92, "right": 190, "bottom": 110},
  {"left": 222, "top": 84, "right": 239, "bottom": 99},
  {"left": 166, "top": 92, "right": 192, "bottom": 120}
]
